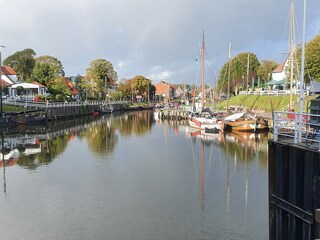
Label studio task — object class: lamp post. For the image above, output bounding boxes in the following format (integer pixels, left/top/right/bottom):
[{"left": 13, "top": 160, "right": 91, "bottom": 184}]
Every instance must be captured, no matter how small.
[{"left": 0, "top": 45, "right": 6, "bottom": 116}]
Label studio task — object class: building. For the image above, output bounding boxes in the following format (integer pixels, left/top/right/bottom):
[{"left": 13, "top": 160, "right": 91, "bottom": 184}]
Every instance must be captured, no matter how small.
[
  {"left": 0, "top": 66, "right": 19, "bottom": 86},
  {"left": 9, "top": 82, "right": 47, "bottom": 99},
  {"left": 155, "top": 81, "right": 175, "bottom": 101}
]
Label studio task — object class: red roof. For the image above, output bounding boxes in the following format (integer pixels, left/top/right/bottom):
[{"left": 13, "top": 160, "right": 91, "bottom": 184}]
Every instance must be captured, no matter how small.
[
  {"left": 0, "top": 66, "right": 17, "bottom": 75},
  {"left": 0, "top": 79, "right": 11, "bottom": 86},
  {"left": 64, "top": 78, "right": 79, "bottom": 95},
  {"left": 273, "top": 63, "right": 285, "bottom": 73}
]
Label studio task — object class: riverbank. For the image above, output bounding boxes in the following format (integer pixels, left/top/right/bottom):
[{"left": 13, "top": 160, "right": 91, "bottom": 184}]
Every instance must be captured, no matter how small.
[{"left": 215, "top": 94, "right": 318, "bottom": 112}]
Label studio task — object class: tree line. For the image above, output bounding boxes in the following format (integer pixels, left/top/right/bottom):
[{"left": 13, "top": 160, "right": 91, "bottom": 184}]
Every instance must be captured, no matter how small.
[
  {"left": 217, "top": 33, "right": 320, "bottom": 96},
  {"left": 3, "top": 33, "right": 320, "bottom": 101}
]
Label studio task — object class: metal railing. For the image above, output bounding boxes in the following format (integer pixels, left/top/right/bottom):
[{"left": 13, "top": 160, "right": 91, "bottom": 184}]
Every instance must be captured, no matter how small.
[
  {"left": 281, "top": 97, "right": 300, "bottom": 112},
  {"left": 273, "top": 111, "right": 320, "bottom": 151}
]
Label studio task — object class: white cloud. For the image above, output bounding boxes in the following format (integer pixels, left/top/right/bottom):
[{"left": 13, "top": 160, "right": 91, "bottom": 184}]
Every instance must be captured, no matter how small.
[{"left": 0, "top": 0, "right": 319, "bottom": 84}]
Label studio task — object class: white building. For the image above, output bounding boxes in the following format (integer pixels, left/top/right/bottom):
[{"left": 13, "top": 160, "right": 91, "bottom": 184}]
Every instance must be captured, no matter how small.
[{"left": 9, "top": 82, "right": 47, "bottom": 98}]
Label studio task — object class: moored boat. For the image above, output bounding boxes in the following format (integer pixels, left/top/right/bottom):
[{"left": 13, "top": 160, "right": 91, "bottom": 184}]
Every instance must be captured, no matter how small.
[
  {"left": 188, "top": 111, "right": 223, "bottom": 131},
  {"left": 10, "top": 113, "right": 47, "bottom": 125},
  {"left": 224, "top": 112, "right": 268, "bottom": 132}
]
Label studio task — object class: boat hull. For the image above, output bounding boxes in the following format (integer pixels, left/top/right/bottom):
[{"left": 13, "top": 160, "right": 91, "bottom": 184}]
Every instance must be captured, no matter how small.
[
  {"left": 188, "top": 118, "right": 222, "bottom": 131},
  {"left": 225, "top": 119, "right": 268, "bottom": 132},
  {"left": 10, "top": 114, "right": 47, "bottom": 125}
]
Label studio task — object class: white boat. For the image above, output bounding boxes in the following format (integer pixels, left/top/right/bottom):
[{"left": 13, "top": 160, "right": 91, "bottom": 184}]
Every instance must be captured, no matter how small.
[{"left": 188, "top": 111, "right": 222, "bottom": 131}]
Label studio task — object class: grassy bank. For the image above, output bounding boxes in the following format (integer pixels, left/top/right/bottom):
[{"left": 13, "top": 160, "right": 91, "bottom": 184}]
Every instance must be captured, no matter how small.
[
  {"left": 214, "top": 94, "right": 318, "bottom": 112},
  {"left": 2, "top": 104, "right": 25, "bottom": 112}
]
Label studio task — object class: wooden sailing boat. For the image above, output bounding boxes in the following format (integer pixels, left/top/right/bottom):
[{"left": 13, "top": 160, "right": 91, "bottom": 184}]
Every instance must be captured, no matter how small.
[
  {"left": 188, "top": 29, "right": 222, "bottom": 132},
  {"left": 224, "top": 46, "right": 268, "bottom": 132}
]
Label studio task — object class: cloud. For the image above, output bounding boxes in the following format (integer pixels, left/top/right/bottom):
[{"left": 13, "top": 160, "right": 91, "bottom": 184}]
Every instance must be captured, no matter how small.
[{"left": 0, "top": 0, "right": 319, "bottom": 84}]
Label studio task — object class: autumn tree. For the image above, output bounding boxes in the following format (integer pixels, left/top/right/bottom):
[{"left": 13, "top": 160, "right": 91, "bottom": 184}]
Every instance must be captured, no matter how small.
[
  {"left": 3, "top": 48, "right": 36, "bottom": 82},
  {"left": 86, "top": 59, "right": 118, "bottom": 99},
  {"left": 48, "top": 76, "right": 70, "bottom": 97},
  {"left": 218, "top": 52, "right": 260, "bottom": 95},
  {"left": 117, "top": 79, "right": 133, "bottom": 100},
  {"left": 130, "top": 75, "right": 155, "bottom": 101}
]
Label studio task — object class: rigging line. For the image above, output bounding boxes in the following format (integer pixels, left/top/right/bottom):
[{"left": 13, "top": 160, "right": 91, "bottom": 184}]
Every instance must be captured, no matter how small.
[{"left": 204, "top": 48, "right": 216, "bottom": 83}]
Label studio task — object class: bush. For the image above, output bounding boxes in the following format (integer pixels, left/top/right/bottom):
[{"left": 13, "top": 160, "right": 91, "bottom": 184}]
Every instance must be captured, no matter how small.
[
  {"left": 55, "top": 94, "right": 65, "bottom": 101},
  {"left": 35, "top": 94, "right": 45, "bottom": 101}
]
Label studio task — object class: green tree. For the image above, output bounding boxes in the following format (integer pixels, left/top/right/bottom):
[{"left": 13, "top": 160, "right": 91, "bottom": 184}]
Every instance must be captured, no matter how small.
[
  {"left": 79, "top": 75, "right": 100, "bottom": 99},
  {"left": 218, "top": 52, "right": 260, "bottom": 95},
  {"left": 32, "top": 55, "right": 64, "bottom": 86},
  {"left": 257, "top": 60, "right": 279, "bottom": 84},
  {"left": 48, "top": 76, "right": 70, "bottom": 97},
  {"left": 86, "top": 59, "right": 118, "bottom": 99},
  {"left": 3, "top": 48, "right": 36, "bottom": 82},
  {"left": 296, "top": 33, "right": 320, "bottom": 82},
  {"left": 16, "top": 86, "right": 24, "bottom": 95},
  {"left": 130, "top": 75, "right": 154, "bottom": 101}
]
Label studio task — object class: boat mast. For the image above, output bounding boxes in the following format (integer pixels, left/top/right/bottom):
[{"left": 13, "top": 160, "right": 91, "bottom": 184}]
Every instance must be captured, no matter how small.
[
  {"left": 245, "top": 53, "right": 250, "bottom": 107},
  {"left": 289, "top": 0, "right": 295, "bottom": 111},
  {"left": 201, "top": 29, "right": 205, "bottom": 111},
  {"left": 298, "top": 0, "right": 307, "bottom": 141},
  {"left": 226, "top": 43, "right": 232, "bottom": 113}
]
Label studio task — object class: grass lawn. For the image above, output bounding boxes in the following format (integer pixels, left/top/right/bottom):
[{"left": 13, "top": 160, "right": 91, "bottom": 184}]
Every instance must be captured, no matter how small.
[{"left": 214, "top": 94, "right": 318, "bottom": 112}]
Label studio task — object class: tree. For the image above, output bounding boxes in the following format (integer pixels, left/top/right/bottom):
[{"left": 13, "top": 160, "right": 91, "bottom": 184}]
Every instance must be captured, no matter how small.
[
  {"left": 130, "top": 75, "right": 154, "bottom": 101},
  {"left": 16, "top": 86, "right": 24, "bottom": 95},
  {"left": 3, "top": 48, "right": 36, "bottom": 82},
  {"left": 48, "top": 76, "right": 70, "bottom": 97},
  {"left": 86, "top": 59, "right": 118, "bottom": 99},
  {"left": 79, "top": 75, "right": 100, "bottom": 99},
  {"left": 32, "top": 55, "right": 64, "bottom": 86},
  {"left": 296, "top": 33, "right": 320, "bottom": 82},
  {"left": 218, "top": 52, "right": 260, "bottom": 95},
  {"left": 117, "top": 79, "right": 133, "bottom": 100},
  {"left": 257, "top": 60, "right": 279, "bottom": 84}
]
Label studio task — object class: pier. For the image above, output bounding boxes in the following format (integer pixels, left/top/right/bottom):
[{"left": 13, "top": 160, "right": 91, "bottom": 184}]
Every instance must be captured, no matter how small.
[{"left": 4, "top": 100, "right": 126, "bottom": 120}]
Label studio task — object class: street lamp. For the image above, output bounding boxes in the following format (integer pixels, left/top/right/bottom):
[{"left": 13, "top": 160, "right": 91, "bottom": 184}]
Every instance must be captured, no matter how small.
[{"left": 0, "top": 45, "right": 6, "bottom": 116}]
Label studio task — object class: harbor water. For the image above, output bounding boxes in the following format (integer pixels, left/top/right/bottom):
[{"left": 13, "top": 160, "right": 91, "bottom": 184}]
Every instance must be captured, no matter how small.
[{"left": 0, "top": 111, "right": 269, "bottom": 240}]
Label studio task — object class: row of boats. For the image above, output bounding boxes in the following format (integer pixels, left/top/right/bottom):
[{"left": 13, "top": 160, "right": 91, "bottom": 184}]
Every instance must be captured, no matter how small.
[{"left": 188, "top": 109, "right": 269, "bottom": 133}]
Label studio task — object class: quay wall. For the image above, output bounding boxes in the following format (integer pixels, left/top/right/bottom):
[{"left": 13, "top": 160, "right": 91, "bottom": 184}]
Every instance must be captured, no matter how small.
[{"left": 268, "top": 140, "right": 320, "bottom": 239}]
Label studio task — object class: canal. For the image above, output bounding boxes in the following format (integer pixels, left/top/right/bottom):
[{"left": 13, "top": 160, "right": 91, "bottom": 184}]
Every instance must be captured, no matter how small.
[{"left": 0, "top": 111, "right": 269, "bottom": 240}]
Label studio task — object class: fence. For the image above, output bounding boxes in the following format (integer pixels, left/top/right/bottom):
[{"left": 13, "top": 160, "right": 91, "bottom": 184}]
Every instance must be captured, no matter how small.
[{"left": 273, "top": 110, "right": 320, "bottom": 151}]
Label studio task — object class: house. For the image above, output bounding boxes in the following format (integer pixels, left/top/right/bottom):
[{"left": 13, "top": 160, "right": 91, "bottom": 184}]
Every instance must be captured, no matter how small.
[
  {"left": 272, "top": 62, "right": 287, "bottom": 81},
  {"left": 65, "top": 77, "right": 79, "bottom": 97},
  {"left": 9, "top": 82, "right": 47, "bottom": 99},
  {"left": 155, "top": 81, "right": 175, "bottom": 100},
  {"left": 269, "top": 55, "right": 299, "bottom": 90},
  {"left": 0, "top": 66, "right": 19, "bottom": 86}
]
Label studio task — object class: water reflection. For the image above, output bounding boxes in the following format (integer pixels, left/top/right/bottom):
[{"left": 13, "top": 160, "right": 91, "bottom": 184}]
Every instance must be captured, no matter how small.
[
  {"left": 0, "top": 111, "right": 155, "bottom": 172},
  {"left": 0, "top": 111, "right": 268, "bottom": 239}
]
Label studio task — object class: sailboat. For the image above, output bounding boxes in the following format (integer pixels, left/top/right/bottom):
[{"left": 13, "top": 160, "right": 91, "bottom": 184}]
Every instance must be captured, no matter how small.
[
  {"left": 224, "top": 46, "right": 268, "bottom": 132},
  {"left": 188, "top": 30, "right": 223, "bottom": 132}
]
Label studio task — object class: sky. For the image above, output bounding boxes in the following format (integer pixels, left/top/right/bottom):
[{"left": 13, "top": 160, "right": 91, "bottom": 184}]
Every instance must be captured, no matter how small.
[{"left": 0, "top": 0, "right": 320, "bottom": 86}]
